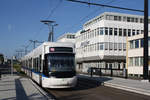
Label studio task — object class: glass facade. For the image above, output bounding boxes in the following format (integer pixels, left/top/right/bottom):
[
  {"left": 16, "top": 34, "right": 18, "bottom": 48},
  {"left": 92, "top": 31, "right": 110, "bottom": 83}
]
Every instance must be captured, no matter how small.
[
  {"left": 129, "top": 57, "right": 145, "bottom": 67},
  {"left": 77, "top": 27, "right": 144, "bottom": 42},
  {"left": 129, "top": 37, "right": 150, "bottom": 49}
]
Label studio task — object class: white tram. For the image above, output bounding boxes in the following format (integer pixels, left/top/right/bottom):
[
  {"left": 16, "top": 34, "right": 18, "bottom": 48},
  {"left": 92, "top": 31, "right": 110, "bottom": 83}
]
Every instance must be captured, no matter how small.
[{"left": 21, "top": 42, "right": 77, "bottom": 88}]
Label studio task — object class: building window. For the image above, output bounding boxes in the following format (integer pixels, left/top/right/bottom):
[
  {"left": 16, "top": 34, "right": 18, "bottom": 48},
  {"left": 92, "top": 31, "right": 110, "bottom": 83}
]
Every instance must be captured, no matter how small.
[
  {"left": 135, "top": 18, "right": 138, "bottom": 23},
  {"left": 100, "top": 27, "right": 104, "bottom": 35},
  {"left": 97, "top": 28, "right": 100, "bottom": 35},
  {"left": 114, "top": 16, "right": 121, "bottom": 21},
  {"left": 137, "top": 30, "right": 140, "bottom": 35},
  {"left": 135, "top": 57, "right": 139, "bottom": 66},
  {"left": 109, "top": 42, "right": 113, "bottom": 50},
  {"left": 130, "top": 40, "right": 134, "bottom": 49},
  {"left": 105, "top": 27, "right": 108, "bottom": 35},
  {"left": 123, "top": 16, "right": 126, "bottom": 22},
  {"left": 123, "top": 29, "right": 127, "bottom": 36},
  {"left": 123, "top": 43, "right": 126, "bottom": 51},
  {"left": 141, "top": 30, "right": 144, "bottom": 34},
  {"left": 140, "top": 18, "right": 144, "bottom": 23},
  {"left": 114, "top": 43, "right": 117, "bottom": 50},
  {"left": 135, "top": 39, "right": 139, "bottom": 48},
  {"left": 106, "top": 15, "right": 114, "bottom": 20},
  {"left": 140, "top": 57, "right": 143, "bottom": 66},
  {"left": 127, "top": 17, "right": 130, "bottom": 22},
  {"left": 140, "top": 39, "right": 144, "bottom": 47},
  {"left": 131, "top": 17, "right": 134, "bottom": 22},
  {"left": 100, "top": 43, "right": 104, "bottom": 50},
  {"left": 114, "top": 16, "right": 118, "bottom": 21},
  {"left": 128, "top": 29, "right": 131, "bottom": 37},
  {"left": 109, "top": 28, "right": 113, "bottom": 35},
  {"left": 98, "top": 43, "right": 104, "bottom": 50},
  {"left": 119, "top": 28, "right": 122, "bottom": 36},
  {"left": 105, "top": 42, "right": 108, "bottom": 50},
  {"left": 118, "top": 16, "right": 121, "bottom": 21},
  {"left": 94, "top": 29, "right": 96, "bottom": 37},
  {"left": 129, "top": 58, "right": 133, "bottom": 66},
  {"left": 132, "top": 29, "right": 135, "bottom": 36},
  {"left": 114, "top": 28, "right": 117, "bottom": 36},
  {"left": 118, "top": 43, "right": 122, "bottom": 50}
]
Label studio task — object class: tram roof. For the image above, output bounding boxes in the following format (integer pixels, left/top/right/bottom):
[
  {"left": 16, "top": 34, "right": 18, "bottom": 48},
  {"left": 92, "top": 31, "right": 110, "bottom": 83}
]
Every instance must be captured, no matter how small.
[{"left": 21, "top": 42, "right": 74, "bottom": 60}]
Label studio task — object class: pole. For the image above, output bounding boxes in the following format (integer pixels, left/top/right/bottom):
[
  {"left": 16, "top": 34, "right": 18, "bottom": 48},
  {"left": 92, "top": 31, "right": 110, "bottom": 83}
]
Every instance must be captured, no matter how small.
[
  {"left": 11, "top": 57, "right": 13, "bottom": 75},
  {"left": 48, "top": 24, "right": 51, "bottom": 42},
  {"left": 52, "top": 25, "right": 54, "bottom": 42},
  {"left": 25, "top": 47, "right": 27, "bottom": 55},
  {"left": 143, "top": 0, "right": 149, "bottom": 80},
  {"left": 33, "top": 41, "right": 36, "bottom": 49}
]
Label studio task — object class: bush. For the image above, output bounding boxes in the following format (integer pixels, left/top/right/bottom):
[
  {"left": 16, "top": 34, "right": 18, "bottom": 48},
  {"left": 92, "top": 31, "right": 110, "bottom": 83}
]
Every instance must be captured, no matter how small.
[{"left": 13, "top": 64, "right": 21, "bottom": 72}]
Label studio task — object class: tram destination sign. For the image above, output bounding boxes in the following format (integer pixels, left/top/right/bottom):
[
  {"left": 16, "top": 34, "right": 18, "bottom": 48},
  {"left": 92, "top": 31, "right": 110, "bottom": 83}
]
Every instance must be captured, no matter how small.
[{"left": 49, "top": 47, "right": 73, "bottom": 53}]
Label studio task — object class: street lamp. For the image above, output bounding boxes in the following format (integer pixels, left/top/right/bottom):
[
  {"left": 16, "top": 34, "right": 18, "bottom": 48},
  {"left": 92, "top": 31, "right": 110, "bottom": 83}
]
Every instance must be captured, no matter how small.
[
  {"left": 51, "top": 24, "right": 58, "bottom": 42},
  {"left": 41, "top": 20, "right": 58, "bottom": 42}
]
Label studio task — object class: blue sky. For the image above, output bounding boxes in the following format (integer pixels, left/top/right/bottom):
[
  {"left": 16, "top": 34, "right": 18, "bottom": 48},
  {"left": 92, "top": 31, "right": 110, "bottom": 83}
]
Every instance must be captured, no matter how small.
[{"left": 0, "top": 0, "right": 148, "bottom": 58}]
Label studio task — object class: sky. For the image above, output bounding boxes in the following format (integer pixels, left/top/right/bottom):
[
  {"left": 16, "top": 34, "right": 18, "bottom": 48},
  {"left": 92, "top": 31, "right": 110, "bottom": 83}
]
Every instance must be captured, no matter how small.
[{"left": 0, "top": 0, "right": 148, "bottom": 58}]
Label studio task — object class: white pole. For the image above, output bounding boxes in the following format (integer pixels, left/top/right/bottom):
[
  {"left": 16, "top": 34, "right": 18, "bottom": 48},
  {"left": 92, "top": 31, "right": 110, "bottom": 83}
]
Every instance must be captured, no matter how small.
[{"left": 11, "top": 57, "right": 13, "bottom": 75}]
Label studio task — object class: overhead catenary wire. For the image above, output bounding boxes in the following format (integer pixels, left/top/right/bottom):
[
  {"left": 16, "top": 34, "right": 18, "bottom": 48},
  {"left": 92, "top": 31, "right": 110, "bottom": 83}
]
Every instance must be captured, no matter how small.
[
  {"left": 62, "top": 0, "right": 120, "bottom": 33},
  {"left": 46, "top": 0, "right": 63, "bottom": 19},
  {"left": 67, "top": 0, "right": 144, "bottom": 12},
  {"left": 30, "top": 0, "right": 62, "bottom": 42}
]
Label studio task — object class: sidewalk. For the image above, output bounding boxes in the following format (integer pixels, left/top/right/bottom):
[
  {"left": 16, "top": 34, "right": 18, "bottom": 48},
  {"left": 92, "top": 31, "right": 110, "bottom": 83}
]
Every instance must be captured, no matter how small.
[
  {"left": 78, "top": 74, "right": 150, "bottom": 96},
  {"left": 0, "top": 74, "right": 53, "bottom": 100}
]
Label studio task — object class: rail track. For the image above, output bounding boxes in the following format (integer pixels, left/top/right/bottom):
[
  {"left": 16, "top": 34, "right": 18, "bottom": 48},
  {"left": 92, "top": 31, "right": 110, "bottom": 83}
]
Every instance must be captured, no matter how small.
[{"left": 44, "top": 77, "right": 150, "bottom": 100}]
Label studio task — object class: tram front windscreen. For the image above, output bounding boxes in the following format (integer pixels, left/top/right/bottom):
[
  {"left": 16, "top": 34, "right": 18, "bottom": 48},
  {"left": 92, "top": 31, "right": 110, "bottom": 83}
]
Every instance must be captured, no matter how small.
[{"left": 46, "top": 53, "right": 76, "bottom": 78}]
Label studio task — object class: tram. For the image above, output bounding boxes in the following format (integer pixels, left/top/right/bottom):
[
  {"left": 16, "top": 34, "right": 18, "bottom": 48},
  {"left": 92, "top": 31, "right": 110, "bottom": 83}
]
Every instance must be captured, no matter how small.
[{"left": 21, "top": 42, "right": 77, "bottom": 88}]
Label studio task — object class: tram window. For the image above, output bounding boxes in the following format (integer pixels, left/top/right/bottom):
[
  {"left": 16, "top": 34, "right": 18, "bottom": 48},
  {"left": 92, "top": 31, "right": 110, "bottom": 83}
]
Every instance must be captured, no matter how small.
[{"left": 46, "top": 53, "right": 75, "bottom": 72}]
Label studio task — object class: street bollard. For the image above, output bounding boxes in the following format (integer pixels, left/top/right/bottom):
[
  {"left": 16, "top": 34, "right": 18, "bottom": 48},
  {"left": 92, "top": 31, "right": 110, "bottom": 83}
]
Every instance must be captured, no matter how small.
[
  {"left": 0, "top": 70, "right": 1, "bottom": 80},
  {"left": 110, "top": 69, "right": 113, "bottom": 77},
  {"left": 123, "top": 69, "right": 128, "bottom": 79},
  {"left": 99, "top": 68, "right": 102, "bottom": 76},
  {"left": 90, "top": 68, "right": 93, "bottom": 77},
  {"left": 148, "top": 71, "right": 150, "bottom": 82}
]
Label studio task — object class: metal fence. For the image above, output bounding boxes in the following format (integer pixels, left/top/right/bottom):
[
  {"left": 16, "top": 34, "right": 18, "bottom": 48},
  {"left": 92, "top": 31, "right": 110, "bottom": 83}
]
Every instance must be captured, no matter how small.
[
  {"left": 0, "top": 64, "right": 11, "bottom": 75},
  {"left": 89, "top": 67, "right": 128, "bottom": 78}
]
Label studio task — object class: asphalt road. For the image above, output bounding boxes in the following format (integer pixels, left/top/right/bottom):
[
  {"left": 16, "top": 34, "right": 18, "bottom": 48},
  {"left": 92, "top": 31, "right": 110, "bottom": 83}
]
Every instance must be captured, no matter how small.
[{"left": 47, "top": 78, "right": 150, "bottom": 100}]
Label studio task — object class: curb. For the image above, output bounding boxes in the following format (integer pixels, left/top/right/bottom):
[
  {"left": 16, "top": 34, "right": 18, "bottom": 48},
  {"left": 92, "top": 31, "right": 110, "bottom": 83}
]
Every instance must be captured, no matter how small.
[
  {"left": 29, "top": 79, "right": 55, "bottom": 100},
  {"left": 104, "top": 82, "right": 150, "bottom": 96}
]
